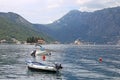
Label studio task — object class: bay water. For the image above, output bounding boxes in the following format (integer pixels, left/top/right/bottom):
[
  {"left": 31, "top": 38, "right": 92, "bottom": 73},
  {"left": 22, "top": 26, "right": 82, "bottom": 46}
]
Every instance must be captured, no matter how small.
[{"left": 0, "top": 44, "right": 120, "bottom": 80}]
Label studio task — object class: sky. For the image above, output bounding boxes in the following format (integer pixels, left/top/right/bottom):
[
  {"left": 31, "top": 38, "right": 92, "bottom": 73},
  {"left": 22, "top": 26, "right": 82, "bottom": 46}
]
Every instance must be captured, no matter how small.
[{"left": 0, "top": 0, "right": 120, "bottom": 24}]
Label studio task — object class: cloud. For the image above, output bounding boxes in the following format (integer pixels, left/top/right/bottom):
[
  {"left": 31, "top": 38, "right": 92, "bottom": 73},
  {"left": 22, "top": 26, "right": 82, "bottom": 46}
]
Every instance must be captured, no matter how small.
[
  {"left": 0, "top": 0, "right": 120, "bottom": 23},
  {"left": 76, "top": 0, "right": 120, "bottom": 12},
  {"left": 47, "top": 0, "right": 63, "bottom": 9},
  {"left": 76, "top": 0, "right": 92, "bottom": 5},
  {"left": 47, "top": 4, "right": 60, "bottom": 9}
]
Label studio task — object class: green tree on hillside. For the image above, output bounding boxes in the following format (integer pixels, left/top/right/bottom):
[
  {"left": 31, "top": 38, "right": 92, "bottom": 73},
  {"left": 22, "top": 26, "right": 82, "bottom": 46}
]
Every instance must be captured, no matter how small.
[{"left": 26, "top": 36, "right": 44, "bottom": 43}]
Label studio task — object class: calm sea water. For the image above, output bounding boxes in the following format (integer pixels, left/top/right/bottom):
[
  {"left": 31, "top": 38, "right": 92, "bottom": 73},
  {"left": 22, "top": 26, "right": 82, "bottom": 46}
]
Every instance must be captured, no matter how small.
[{"left": 0, "top": 44, "right": 120, "bottom": 80}]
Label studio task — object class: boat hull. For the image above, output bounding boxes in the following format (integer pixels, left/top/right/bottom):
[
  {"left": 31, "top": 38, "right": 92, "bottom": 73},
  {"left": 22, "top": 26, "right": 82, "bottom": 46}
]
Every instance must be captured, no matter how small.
[
  {"left": 27, "top": 62, "right": 57, "bottom": 72},
  {"left": 31, "top": 50, "right": 49, "bottom": 57},
  {"left": 35, "top": 50, "right": 47, "bottom": 55},
  {"left": 28, "top": 66, "right": 57, "bottom": 73}
]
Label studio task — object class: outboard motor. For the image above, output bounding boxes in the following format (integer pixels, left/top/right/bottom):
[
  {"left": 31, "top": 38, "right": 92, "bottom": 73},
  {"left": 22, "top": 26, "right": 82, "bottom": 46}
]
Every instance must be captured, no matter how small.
[
  {"left": 59, "top": 64, "right": 63, "bottom": 69},
  {"left": 31, "top": 50, "right": 36, "bottom": 57},
  {"left": 55, "top": 63, "right": 63, "bottom": 70}
]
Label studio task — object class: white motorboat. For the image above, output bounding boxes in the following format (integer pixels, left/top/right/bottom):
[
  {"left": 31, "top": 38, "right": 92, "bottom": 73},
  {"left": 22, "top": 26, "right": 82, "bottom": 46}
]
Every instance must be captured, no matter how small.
[
  {"left": 31, "top": 45, "right": 51, "bottom": 57},
  {"left": 31, "top": 49, "right": 51, "bottom": 57},
  {"left": 26, "top": 61, "right": 62, "bottom": 72}
]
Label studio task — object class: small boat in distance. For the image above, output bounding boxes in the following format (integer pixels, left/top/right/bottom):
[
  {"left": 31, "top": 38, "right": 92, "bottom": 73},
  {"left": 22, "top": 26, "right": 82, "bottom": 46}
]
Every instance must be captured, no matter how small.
[
  {"left": 26, "top": 61, "right": 63, "bottom": 72},
  {"left": 31, "top": 45, "right": 51, "bottom": 57},
  {"left": 31, "top": 49, "right": 48, "bottom": 56}
]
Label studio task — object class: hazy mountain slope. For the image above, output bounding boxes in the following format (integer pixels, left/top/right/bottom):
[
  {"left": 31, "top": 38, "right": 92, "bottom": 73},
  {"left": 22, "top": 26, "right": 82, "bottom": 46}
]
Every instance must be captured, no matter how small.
[
  {"left": 0, "top": 12, "right": 52, "bottom": 42},
  {"left": 35, "top": 7, "right": 120, "bottom": 44}
]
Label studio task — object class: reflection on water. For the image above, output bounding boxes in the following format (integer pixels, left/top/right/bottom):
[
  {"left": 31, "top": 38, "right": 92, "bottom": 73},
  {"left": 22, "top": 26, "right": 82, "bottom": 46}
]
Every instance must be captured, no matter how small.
[
  {"left": 0, "top": 44, "right": 64, "bottom": 80},
  {"left": 27, "top": 69, "right": 62, "bottom": 80},
  {"left": 0, "top": 44, "right": 120, "bottom": 80}
]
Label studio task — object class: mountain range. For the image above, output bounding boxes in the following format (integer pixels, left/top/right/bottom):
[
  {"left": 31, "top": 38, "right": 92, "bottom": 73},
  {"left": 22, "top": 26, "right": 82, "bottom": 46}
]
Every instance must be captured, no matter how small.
[
  {"left": 34, "top": 6, "right": 120, "bottom": 44},
  {"left": 0, "top": 12, "right": 53, "bottom": 43},
  {"left": 0, "top": 6, "right": 120, "bottom": 44}
]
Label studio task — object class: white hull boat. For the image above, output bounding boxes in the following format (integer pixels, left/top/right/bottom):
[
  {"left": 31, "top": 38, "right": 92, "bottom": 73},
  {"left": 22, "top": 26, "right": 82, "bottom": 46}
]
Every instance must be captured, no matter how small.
[
  {"left": 31, "top": 50, "right": 50, "bottom": 57},
  {"left": 27, "top": 61, "right": 62, "bottom": 72},
  {"left": 35, "top": 50, "right": 47, "bottom": 55}
]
